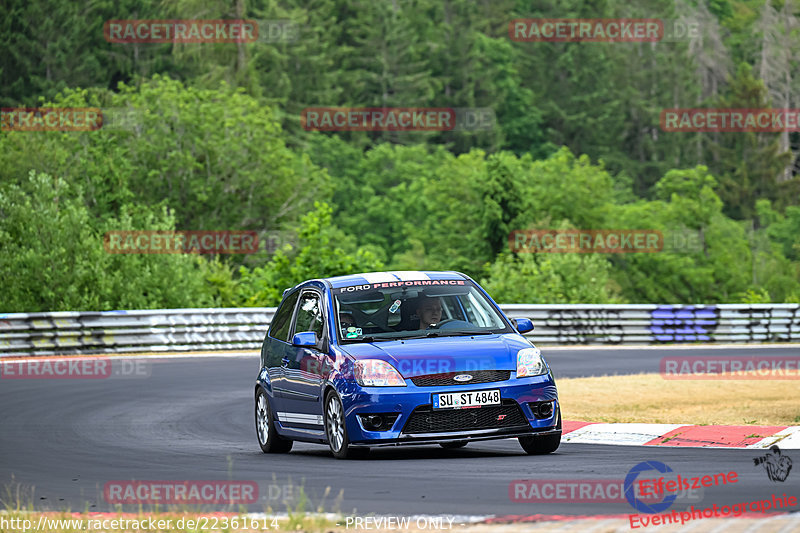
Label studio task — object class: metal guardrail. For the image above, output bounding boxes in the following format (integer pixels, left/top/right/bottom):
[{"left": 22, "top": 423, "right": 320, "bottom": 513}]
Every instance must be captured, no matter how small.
[
  {"left": 1, "top": 304, "right": 798, "bottom": 356},
  {"left": 501, "top": 304, "right": 800, "bottom": 345},
  {"left": 0, "top": 308, "right": 275, "bottom": 356}
]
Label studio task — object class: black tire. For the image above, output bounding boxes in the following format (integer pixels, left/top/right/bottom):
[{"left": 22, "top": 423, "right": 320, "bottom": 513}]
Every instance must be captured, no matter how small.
[
  {"left": 439, "top": 441, "right": 468, "bottom": 449},
  {"left": 519, "top": 407, "right": 561, "bottom": 455},
  {"left": 255, "top": 388, "right": 293, "bottom": 453},
  {"left": 324, "top": 391, "right": 369, "bottom": 459}
]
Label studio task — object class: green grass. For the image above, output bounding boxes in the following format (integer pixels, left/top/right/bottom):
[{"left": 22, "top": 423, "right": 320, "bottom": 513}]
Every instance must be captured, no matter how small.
[
  {"left": 559, "top": 372, "right": 800, "bottom": 425},
  {"left": 1, "top": 475, "right": 344, "bottom": 533}
]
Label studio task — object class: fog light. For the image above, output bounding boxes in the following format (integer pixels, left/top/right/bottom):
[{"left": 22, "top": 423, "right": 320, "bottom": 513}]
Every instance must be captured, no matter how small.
[
  {"left": 358, "top": 413, "right": 400, "bottom": 431},
  {"left": 528, "top": 401, "right": 555, "bottom": 419}
]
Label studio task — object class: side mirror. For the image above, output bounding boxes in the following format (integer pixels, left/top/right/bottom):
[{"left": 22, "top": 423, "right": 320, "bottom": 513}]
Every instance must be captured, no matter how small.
[
  {"left": 292, "top": 331, "right": 318, "bottom": 347},
  {"left": 512, "top": 318, "right": 534, "bottom": 334}
]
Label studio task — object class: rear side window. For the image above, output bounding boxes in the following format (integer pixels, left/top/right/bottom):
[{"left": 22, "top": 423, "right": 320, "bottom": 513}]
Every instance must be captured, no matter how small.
[
  {"left": 294, "top": 292, "right": 325, "bottom": 339},
  {"left": 269, "top": 291, "right": 299, "bottom": 342}
]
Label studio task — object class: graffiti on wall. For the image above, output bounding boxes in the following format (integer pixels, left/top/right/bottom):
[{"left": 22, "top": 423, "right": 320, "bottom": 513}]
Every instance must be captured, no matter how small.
[
  {"left": 649, "top": 305, "right": 719, "bottom": 342},
  {"left": 729, "top": 307, "right": 800, "bottom": 342},
  {"left": 545, "top": 309, "right": 624, "bottom": 344}
]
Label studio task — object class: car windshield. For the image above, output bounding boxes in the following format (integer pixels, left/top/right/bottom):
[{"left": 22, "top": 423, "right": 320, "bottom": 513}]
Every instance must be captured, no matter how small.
[{"left": 332, "top": 280, "right": 512, "bottom": 342}]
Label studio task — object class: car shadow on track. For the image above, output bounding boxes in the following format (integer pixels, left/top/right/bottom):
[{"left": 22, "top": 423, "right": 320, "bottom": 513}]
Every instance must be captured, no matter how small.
[{"left": 285, "top": 443, "right": 564, "bottom": 461}]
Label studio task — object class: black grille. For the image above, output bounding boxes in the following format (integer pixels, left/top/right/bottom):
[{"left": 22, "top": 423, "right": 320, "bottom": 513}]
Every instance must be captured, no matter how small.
[
  {"left": 410, "top": 370, "right": 511, "bottom": 387},
  {"left": 402, "top": 400, "right": 528, "bottom": 434}
]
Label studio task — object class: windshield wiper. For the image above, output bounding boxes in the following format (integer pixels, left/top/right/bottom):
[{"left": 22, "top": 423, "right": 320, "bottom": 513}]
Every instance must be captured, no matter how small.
[
  {"left": 391, "top": 331, "right": 439, "bottom": 340},
  {"left": 345, "top": 336, "right": 394, "bottom": 343},
  {"left": 439, "top": 330, "right": 493, "bottom": 336},
  {"left": 398, "top": 330, "right": 493, "bottom": 340}
]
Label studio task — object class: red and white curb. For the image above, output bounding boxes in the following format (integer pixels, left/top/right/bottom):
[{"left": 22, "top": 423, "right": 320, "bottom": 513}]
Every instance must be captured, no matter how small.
[{"left": 562, "top": 421, "right": 800, "bottom": 449}]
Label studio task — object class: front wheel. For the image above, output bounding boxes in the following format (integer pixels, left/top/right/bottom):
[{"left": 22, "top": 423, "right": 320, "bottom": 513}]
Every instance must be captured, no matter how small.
[
  {"left": 519, "top": 407, "right": 561, "bottom": 455},
  {"left": 324, "top": 392, "right": 369, "bottom": 459},
  {"left": 255, "top": 388, "right": 293, "bottom": 454}
]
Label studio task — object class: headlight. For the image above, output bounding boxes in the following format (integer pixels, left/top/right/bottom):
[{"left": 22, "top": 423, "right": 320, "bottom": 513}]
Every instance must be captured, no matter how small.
[
  {"left": 354, "top": 359, "right": 407, "bottom": 386},
  {"left": 516, "top": 347, "right": 547, "bottom": 377}
]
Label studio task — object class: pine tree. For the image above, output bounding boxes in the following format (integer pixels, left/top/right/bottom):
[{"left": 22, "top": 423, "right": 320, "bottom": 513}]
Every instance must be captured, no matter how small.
[{"left": 713, "top": 63, "right": 794, "bottom": 221}]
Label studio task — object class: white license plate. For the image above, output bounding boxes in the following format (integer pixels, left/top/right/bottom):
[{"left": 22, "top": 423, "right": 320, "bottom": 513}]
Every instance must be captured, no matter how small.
[{"left": 432, "top": 389, "right": 500, "bottom": 409}]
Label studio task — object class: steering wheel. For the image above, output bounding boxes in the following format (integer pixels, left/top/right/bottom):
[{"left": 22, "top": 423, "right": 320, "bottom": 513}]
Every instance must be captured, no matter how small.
[{"left": 432, "top": 319, "right": 456, "bottom": 328}]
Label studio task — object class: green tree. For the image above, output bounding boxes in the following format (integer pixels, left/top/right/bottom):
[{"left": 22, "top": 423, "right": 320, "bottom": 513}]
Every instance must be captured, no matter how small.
[
  {"left": 608, "top": 166, "right": 753, "bottom": 303},
  {"left": 419, "top": 149, "right": 493, "bottom": 273},
  {"left": 1, "top": 77, "right": 330, "bottom": 236},
  {"left": 0, "top": 170, "right": 211, "bottom": 312},
  {"left": 233, "top": 202, "right": 385, "bottom": 306},
  {"left": 759, "top": 199, "right": 800, "bottom": 260},
  {"left": 480, "top": 251, "right": 623, "bottom": 304},
  {"left": 712, "top": 63, "right": 794, "bottom": 220},
  {"left": 513, "top": 147, "right": 615, "bottom": 231}
]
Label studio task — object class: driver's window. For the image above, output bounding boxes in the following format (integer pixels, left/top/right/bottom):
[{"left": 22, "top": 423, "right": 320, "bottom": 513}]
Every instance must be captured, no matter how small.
[
  {"left": 293, "top": 292, "right": 324, "bottom": 340},
  {"left": 270, "top": 290, "right": 299, "bottom": 342}
]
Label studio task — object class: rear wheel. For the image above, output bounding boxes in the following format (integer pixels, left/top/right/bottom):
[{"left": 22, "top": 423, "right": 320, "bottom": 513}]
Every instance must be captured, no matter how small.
[
  {"left": 324, "top": 392, "right": 369, "bottom": 459},
  {"left": 255, "top": 388, "right": 293, "bottom": 453},
  {"left": 519, "top": 407, "right": 561, "bottom": 455},
  {"left": 439, "top": 441, "right": 468, "bottom": 449}
]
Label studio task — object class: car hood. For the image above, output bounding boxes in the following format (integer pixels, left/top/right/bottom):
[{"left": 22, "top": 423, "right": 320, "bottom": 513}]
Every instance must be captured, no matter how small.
[{"left": 338, "top": 334, "right": 535, "bottom": 377}]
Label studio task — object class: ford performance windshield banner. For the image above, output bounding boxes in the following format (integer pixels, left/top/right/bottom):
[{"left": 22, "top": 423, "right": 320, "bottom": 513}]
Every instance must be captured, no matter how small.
[{"left": 333, "top": 280, "right": 466, "bottom": 293}]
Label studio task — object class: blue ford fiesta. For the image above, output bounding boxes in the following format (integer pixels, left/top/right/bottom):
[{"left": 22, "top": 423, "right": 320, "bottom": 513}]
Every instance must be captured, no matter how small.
[{"left": 254, "top": 271, "right": 560, "bottom": 459}]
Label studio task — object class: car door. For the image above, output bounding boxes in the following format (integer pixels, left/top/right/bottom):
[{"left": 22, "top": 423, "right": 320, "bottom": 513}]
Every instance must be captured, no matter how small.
[
  {"left": 262, "top": 289, "right": 300, "bottom": 412},
  {"left": 281, "top": 290, "right": 328, "bottom": 428}
]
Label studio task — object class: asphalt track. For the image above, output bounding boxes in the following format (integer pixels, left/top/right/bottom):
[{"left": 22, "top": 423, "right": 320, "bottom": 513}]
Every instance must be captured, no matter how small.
[{"left": 0, "top": 347, "right": 797, "bottom": 518}]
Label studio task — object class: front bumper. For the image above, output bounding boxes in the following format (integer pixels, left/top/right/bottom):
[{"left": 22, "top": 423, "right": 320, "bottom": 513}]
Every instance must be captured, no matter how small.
[
  {"left": 339, "top": 373, "right": 559, "bottom": 444},
  {"left": 350, "top": 428, "right": 561, "bottom": 448}
]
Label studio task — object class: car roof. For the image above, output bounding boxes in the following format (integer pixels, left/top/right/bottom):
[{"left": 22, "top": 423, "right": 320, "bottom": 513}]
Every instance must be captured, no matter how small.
[{"left": 323, "top": 271, "right": 468, "bottom": 289}]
